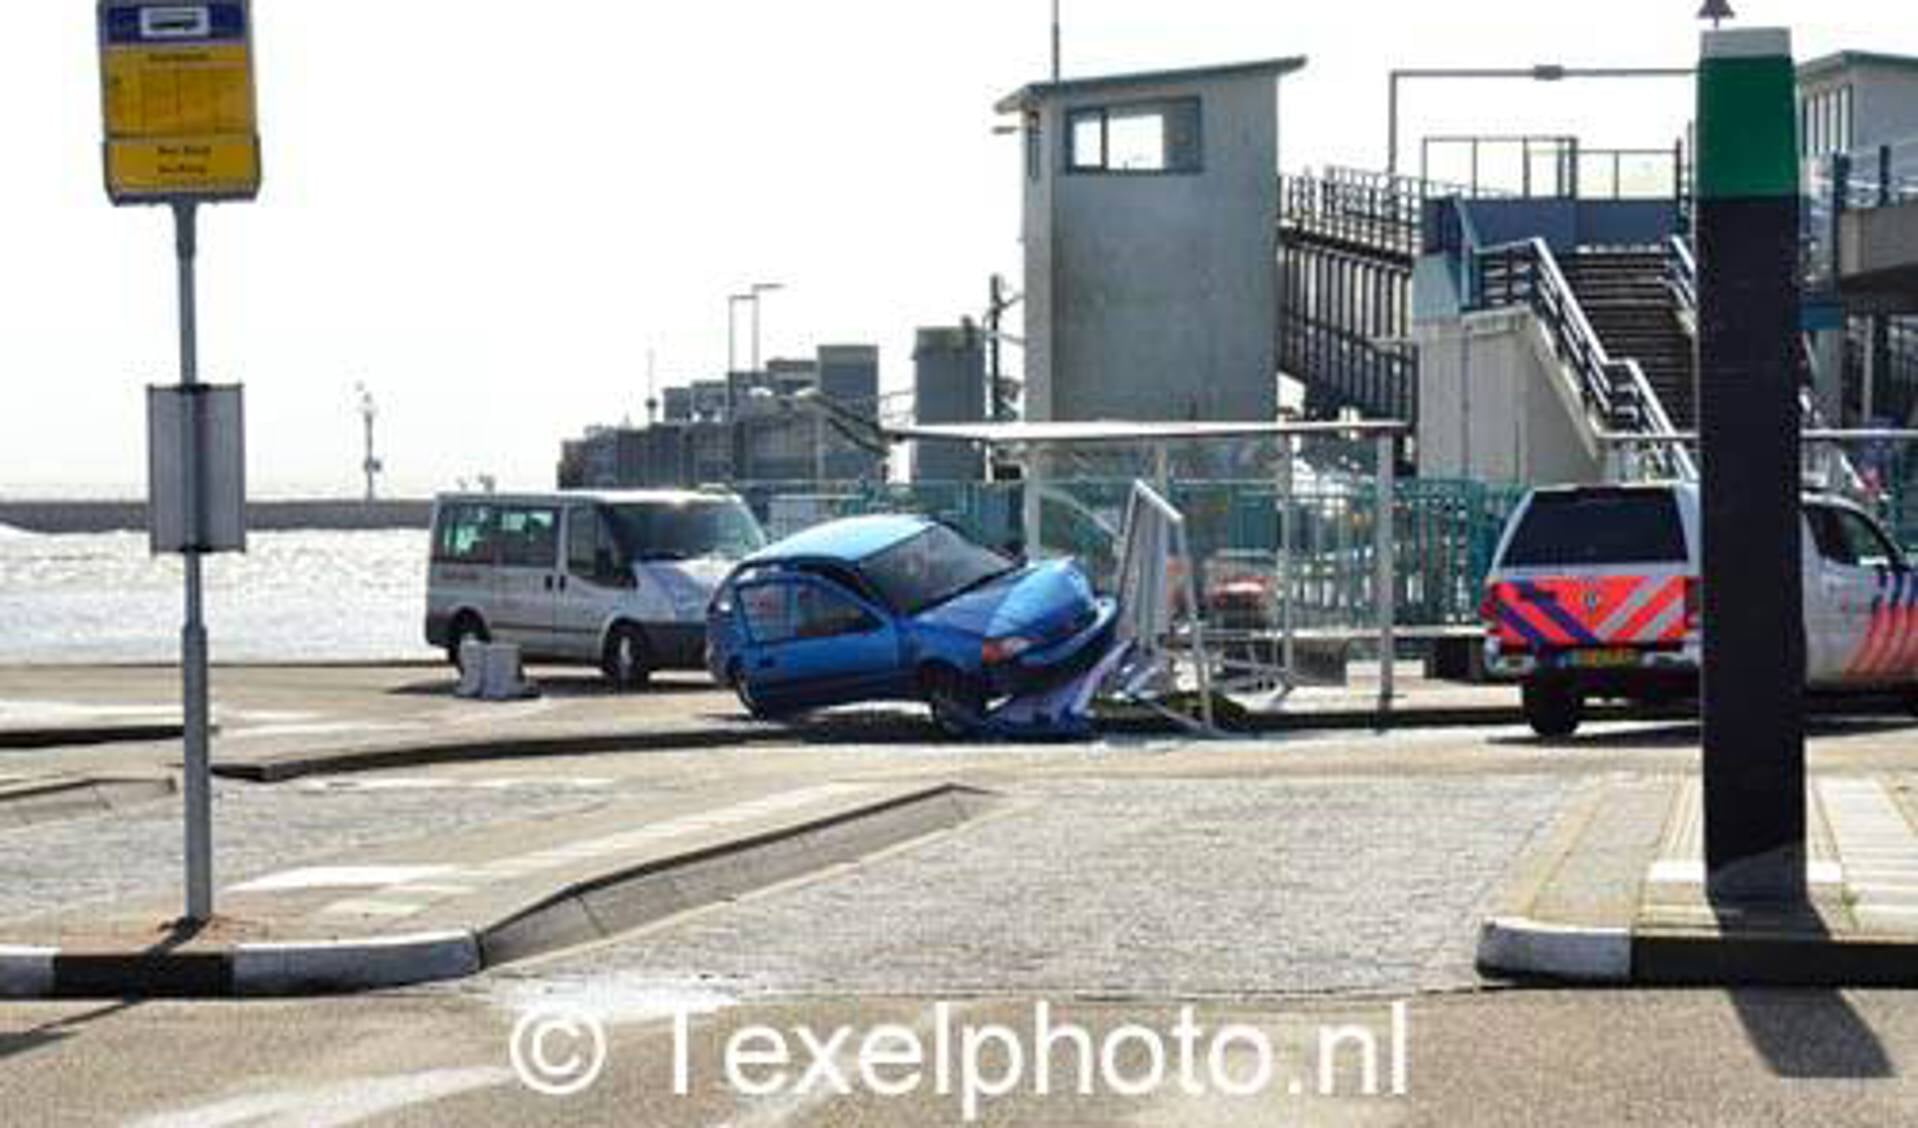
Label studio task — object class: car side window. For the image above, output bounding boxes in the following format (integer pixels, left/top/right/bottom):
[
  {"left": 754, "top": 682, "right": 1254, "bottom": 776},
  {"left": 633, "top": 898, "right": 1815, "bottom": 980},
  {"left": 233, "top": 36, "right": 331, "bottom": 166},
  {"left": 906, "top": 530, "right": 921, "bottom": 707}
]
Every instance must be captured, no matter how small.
[
  {"left": 740, "top": 583, "right": 797, "bottom": 644},
  {"left": 1805, "top": 506, "right": 1854, "bottom": 565},
  {"left": 434, "top": 503, "right": 495, "bottom": 564},
  {"left": 794, "top": 584, "right": 879, "bottom": 639},
  {"left": 498, "top": 506, "right": 559, "bottom": 568},
  {"left": 1833, "top": 509, "right": 1906, "bottom": 572},
  {"left": 739, "top": 581, "right": 876, "bottom": 645}
]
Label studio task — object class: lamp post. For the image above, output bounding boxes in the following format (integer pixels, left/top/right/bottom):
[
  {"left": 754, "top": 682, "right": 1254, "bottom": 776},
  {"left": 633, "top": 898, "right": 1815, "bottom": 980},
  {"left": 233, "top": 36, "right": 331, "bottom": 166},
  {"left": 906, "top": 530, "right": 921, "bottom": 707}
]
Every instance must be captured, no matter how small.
[{"left": 1386, "top": 64, "right": 1694, "bottom": 179}]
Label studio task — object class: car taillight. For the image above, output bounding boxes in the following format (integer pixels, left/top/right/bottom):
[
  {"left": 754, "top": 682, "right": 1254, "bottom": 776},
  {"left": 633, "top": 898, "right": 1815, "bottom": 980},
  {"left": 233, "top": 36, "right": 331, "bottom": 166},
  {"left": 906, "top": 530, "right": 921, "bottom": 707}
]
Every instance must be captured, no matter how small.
[
  {"left": 982, "top": 636, "right": 1034, "bottom": 665},
  {"left": 1479, "top": 588, "right": 1500, "bottom": 624},
  {"left": 1683, "top": 577, "right": 1702, "bottom": 632}
]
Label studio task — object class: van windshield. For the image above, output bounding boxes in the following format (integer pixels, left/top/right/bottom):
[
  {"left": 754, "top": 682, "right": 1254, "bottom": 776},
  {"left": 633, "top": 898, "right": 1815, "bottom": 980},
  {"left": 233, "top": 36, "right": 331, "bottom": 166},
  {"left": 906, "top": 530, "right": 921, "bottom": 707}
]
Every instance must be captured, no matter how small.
[
  {"left": 605, "top": 501, "right": 766, "bottom": 562},
  {"left": 1503, "top": 490, "right": 1688, "bottom": 568}
]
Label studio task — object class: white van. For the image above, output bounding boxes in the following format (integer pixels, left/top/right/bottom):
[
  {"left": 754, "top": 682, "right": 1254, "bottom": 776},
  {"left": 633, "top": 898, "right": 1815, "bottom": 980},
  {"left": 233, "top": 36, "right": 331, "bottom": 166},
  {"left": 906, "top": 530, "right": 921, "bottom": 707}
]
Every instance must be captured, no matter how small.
[
  {"left": 1482, "top": 483, "right": 1918, "bottom": 735},
  {"left": 424, "top": 490, "right": 766, "bottom": 687}
]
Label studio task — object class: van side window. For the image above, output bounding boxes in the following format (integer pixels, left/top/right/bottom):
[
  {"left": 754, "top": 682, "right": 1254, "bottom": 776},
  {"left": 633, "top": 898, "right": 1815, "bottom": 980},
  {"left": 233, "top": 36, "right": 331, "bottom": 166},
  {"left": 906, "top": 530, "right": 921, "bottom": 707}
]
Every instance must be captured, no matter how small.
[
  {"left": 567, "top": 505, "right": 626, "bottom": 583},
  {"left": 498, "top": 506, "right": 559, "bottom": 568},
  {"left": 434, "top": 503, "right": 496, "bottom": 564}
]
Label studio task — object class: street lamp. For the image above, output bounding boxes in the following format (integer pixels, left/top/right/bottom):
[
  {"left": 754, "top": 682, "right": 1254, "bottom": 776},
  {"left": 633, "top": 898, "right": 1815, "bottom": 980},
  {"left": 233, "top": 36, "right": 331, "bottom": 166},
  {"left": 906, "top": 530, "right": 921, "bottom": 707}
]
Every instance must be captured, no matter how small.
[{"left": 1386, "top": 64, "right": 1694, "bottom": 178}]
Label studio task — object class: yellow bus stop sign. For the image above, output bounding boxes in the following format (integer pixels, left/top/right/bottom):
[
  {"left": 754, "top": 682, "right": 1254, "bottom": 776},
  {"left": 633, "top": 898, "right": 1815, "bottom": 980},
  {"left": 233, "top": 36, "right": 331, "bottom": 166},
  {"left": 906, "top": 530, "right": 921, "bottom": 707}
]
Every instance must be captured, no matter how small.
[{"left": 98, "top": 2, "right": 261, "bottom": 204}]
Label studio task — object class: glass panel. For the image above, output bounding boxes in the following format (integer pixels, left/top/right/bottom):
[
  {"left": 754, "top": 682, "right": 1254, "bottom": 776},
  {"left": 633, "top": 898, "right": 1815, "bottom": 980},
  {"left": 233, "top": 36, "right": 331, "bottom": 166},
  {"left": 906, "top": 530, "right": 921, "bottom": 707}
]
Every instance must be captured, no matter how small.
[
  {"left": 793, "top": 584, "right": 876, "bottom": 640},
  {"left": 434, "top": 503, "right": 496, "bottom": 564},
  {"left": 1502, "top": 490, "right": 1687, "bottom": 567},
  {"left": 497, "top": 507, "right": 559, "bottom": 568},
  {"left": 861, "top": 525, "right": 1017, "bottom": 615},
  {"left": 1107, "top": 108, "right": 1166, "bottom": 171},
  {"left": 1068, "top": 109, "right": 1104, "bottom": 170},
  {"left": 1834, "top": 509, "right": 1904, "bottom": 570},
  {"left": 740, "top": 583, "right": 797, "bottom": 644}
]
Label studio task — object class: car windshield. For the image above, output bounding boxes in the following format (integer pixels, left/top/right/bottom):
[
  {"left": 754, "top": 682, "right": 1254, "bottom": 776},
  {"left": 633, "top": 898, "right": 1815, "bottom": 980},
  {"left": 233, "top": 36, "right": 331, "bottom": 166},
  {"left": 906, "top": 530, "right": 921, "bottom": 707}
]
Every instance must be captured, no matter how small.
[
  {"left": 860, "top": 525, "right": 1015, "bottom": 615},
  {"left": 605, "top": 500, "right": 766, "bottom": 562}
]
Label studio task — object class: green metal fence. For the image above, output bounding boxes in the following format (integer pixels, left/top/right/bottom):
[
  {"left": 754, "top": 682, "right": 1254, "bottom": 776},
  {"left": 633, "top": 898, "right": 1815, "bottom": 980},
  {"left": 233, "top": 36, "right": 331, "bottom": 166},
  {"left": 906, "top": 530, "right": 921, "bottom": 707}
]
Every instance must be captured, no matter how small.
[{"left": 735, "top": 477, "right": 1529, "bottom": 629}]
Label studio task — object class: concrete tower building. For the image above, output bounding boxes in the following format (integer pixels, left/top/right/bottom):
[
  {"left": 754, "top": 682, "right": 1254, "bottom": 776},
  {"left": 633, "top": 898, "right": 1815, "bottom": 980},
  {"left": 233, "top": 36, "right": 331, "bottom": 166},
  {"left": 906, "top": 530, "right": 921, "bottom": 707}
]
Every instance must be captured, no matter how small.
[{"left": 997, "top": 57, "right": 1305, "bottom": 424}]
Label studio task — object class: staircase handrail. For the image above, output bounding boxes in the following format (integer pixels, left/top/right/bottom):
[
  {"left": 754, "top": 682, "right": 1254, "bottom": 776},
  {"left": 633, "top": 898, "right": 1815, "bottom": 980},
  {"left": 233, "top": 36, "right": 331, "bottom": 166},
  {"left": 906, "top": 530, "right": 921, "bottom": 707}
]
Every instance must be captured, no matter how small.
[{"left": 1475, "top": 237, "right": 1698, "bottom": 481}]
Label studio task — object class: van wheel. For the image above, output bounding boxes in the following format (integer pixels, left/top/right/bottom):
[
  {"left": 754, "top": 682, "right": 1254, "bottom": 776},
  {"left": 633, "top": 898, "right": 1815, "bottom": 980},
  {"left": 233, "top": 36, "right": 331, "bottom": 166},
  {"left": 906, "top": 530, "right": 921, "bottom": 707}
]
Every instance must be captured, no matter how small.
[
  {"left": 1523, "top": 677, "right": 1583, "bottom": 738},
  {"left": 447, "top": 614, "right": 488, "bottom": 671},
  {"left": 601, "top": 624, "right": 652, "bottom": 690},
  {"left": 924, "top": 666, "right": 988, "bottom": 737}
]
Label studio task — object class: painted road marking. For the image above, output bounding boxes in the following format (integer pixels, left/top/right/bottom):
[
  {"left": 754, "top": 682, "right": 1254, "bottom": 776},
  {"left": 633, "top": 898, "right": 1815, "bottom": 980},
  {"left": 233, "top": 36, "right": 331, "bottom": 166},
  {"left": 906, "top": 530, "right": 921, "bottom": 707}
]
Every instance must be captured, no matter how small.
[
  {"left": 230, "top": 865, "right": 455, "bottom": 893},
  {"left": 306, "top": 783, "right": 877, "bottom": 923}
]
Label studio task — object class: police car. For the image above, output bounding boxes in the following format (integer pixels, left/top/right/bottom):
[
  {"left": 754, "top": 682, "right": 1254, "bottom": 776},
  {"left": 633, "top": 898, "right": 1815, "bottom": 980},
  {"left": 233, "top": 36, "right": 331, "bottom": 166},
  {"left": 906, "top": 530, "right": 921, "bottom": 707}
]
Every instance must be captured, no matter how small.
[{"left": 1481, "top": 483, "right": 1918, "bottom": 736}]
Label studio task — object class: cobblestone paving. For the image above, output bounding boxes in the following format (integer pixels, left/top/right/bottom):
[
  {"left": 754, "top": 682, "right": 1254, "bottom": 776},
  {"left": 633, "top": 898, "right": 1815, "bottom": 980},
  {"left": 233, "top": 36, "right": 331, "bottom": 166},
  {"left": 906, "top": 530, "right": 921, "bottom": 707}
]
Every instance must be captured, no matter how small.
[
  {"left": 0, "top": 778, "right": 625, "bottom": 922},
  {"left": 504, "top": 774, "right": 1574, "bottom": 998}
]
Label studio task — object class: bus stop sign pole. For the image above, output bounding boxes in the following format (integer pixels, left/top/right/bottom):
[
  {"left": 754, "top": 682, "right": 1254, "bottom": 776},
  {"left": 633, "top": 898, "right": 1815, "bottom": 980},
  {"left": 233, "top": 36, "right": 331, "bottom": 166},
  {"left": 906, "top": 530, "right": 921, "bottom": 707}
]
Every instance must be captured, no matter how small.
[
  {"left": 175, "top": 200, "right": 213, "bottom": 922},
  {"left": 1695, "top": 26, "right": 1806, "bottom": 903}
]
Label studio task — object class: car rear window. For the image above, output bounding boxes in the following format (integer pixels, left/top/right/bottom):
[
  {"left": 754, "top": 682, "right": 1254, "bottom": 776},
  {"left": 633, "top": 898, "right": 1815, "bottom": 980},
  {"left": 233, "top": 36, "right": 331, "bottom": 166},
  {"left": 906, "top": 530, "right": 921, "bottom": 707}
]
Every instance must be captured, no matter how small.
[{"left": 1501, "top": 490, "right": 1687, "bottom": 568}]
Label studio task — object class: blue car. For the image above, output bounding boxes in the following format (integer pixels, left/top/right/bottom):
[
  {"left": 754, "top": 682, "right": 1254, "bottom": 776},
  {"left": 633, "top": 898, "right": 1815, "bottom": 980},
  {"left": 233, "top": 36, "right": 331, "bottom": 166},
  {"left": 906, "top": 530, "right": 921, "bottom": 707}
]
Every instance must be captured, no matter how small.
[{"left": 705, "top": 514, "right": 1118, "bottom": 732}]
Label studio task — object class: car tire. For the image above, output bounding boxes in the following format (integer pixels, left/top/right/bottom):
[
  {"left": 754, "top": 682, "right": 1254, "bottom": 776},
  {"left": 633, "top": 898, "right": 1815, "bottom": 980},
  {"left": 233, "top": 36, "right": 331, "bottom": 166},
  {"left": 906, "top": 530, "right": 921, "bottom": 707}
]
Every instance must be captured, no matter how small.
[
  {"left": 1905, "top": 684, "right": 1918, "bottom": 719},
  {"left": 601, "top": 624, "right": 652, "bottom": 690},
  {"left": 447, "top": 613, "right": 488, "bottom": 672},
  {"left": 730, "top": 662, "right": 780, "bottom": 720},
  {"left": 1523, "top": 677, "right": 1582, "bottom": 739},
  {"left": 924, "top": 665, "right": 988, "bottom": 737}
]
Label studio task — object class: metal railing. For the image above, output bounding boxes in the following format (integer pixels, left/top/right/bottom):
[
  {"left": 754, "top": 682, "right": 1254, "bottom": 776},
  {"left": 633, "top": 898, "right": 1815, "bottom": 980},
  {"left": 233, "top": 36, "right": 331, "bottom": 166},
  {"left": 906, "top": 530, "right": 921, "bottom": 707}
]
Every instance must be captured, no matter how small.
[{"left": 1473, "top": 237, "right": 1697, "bottom": 481}]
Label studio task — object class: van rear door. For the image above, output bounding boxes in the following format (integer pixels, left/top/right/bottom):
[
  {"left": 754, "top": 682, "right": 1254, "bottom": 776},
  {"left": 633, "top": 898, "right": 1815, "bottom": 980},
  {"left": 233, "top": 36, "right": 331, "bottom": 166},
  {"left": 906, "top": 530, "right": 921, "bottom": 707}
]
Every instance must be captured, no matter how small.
[{"left": 1487, "top": 488, "right": 1693, "bottom": 653}]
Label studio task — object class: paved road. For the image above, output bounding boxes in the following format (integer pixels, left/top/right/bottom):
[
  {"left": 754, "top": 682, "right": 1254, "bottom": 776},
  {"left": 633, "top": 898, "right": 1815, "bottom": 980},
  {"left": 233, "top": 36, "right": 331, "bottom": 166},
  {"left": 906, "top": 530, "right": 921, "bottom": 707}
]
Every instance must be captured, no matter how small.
[
  {"left": 5, "top": 990, "right": 1918, "bottom": 1125},
  {"left": 1, "top": 703, "right": 1916, "bottom": 1123}
]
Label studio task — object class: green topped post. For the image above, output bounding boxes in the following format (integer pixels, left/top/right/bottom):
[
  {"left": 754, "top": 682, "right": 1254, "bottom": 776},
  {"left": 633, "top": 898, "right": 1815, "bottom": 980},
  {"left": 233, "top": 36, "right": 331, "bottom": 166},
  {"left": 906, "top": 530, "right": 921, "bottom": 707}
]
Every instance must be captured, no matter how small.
[{"left": 1694, "top": 26, "right": 1805, "bottom": 903}]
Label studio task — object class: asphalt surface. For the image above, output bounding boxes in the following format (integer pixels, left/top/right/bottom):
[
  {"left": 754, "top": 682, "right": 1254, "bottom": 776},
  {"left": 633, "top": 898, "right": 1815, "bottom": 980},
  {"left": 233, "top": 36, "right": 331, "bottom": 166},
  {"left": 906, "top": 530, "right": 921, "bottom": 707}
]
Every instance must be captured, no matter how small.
[{"left": 2, "top": 663, "right": 1917, "bottom": 1124}]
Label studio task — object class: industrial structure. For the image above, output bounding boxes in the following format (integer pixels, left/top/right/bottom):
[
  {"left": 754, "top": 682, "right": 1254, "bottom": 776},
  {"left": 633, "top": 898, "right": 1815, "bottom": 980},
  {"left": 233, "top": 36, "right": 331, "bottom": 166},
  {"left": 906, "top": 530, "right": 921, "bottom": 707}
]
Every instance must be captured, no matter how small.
[{"left": 557, "top": 344, "right": 884, "bottom": 491}]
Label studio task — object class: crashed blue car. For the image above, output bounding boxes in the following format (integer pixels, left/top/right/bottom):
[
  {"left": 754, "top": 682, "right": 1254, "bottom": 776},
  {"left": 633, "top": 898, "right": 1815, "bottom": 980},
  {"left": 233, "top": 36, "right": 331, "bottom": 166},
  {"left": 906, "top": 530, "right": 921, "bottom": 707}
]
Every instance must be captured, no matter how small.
[{"left": 705, "top": 514, "right": 1118, "bottom": 731}]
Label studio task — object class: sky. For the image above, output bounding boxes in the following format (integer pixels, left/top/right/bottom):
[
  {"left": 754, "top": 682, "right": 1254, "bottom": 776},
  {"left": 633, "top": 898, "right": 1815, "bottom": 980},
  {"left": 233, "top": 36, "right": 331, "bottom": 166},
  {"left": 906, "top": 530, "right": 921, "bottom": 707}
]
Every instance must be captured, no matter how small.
[{"left": 0, "top": 0, "right": 1909, "bottom": 498}]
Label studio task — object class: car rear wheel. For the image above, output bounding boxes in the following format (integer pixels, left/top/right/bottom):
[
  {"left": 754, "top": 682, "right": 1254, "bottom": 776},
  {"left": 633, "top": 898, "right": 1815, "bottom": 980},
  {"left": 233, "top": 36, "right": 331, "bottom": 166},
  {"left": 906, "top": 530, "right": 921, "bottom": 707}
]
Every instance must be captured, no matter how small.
[
  {"left": 601, "top": 624, "right": 652, "bottom": 690},
  {"left": 1523, "top": 677, "right": 1583, "bottom": 739},
  {"left": 924, "top": 666, "right": 988, "bottom": 737},
  {"left": 1905, "top": 684, "right": 1918, "bottom": 719}
]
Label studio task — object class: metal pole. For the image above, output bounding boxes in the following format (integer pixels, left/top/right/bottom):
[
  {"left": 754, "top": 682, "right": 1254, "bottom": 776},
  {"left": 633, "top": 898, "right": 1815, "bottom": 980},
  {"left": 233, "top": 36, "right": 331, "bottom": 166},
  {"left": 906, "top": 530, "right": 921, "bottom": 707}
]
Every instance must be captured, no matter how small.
[
  {"left": 1386, "top": 72, "right": 1400, "bottom": 178},
  {"left": 750, "top": 295, "right": 761, "bottom": 374},
  {"left": 1375, "top": 434, "right": 1396, "bottom": 716},
  {"left": 173, "top": 200, "right": 212, "bottom": 924},
  {"left": 1051, "top": 0, "right": 1061, "bottom": 82},
  {"left": 1280, "top": 436, "right": 1296, "bottom": 675}
]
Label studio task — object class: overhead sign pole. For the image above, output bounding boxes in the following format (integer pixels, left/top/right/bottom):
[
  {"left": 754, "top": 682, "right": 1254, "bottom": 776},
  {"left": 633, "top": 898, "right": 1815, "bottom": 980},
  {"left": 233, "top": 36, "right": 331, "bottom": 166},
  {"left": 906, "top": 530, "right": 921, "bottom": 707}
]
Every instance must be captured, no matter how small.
[
  {"left": 1694, "top": 25, "right": 1805, "bottom": 903},
  {"left": 100, "top": 1, "right": 261, "bottom": 925}
]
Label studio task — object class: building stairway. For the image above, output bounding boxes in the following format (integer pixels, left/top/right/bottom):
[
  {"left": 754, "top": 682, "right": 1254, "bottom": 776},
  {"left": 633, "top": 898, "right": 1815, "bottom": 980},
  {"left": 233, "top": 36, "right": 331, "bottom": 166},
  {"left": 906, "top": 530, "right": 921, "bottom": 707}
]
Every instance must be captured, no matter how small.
[{"left": 1559, "top": 249, "right": 1696, "bottom": 431}]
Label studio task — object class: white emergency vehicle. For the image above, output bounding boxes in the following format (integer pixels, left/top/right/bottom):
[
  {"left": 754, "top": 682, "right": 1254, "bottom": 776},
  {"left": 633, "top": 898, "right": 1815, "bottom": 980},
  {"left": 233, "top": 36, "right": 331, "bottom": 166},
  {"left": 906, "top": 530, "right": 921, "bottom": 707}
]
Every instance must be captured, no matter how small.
[
  {"left": 424, "top": 490, "right": 766, "bottom": 687},
  {"left": 1482, "top": 483, "right": 1918, "bottom": 736}
]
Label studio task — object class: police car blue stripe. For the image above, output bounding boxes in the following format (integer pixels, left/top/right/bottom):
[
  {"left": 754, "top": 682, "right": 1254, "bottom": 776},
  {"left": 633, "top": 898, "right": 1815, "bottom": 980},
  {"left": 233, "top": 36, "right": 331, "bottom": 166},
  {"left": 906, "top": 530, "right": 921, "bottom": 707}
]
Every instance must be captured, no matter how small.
[{"left": 1515, "top": 582, "right": 1602, "bottom": 646}]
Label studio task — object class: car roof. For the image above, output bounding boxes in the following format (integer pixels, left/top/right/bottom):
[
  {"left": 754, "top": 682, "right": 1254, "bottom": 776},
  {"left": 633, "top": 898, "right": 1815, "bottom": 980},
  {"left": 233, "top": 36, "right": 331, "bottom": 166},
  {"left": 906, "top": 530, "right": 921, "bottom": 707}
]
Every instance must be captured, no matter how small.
[
  {"left": 435, "top": 489, "right": 741, "bottom": 506},
  {"left": 746, "top": 514, "right": 934, "bottom": 564}
]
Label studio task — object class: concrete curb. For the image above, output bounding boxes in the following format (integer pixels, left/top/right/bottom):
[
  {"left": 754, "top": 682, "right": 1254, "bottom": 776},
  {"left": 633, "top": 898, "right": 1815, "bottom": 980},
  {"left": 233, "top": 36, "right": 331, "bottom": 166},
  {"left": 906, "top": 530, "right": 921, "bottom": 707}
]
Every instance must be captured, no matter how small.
[
  {"left": 0, "top": 724, "right": 184, "bottom": 750},
  {"left": 480, "top": 783, "right": 998, "bottom": 966},
  {"left": 0, "top": 783, "right": 997, "bottom": 998},
  {"left": 231, "top": 931, "right": 480, "bottom": 996},
  {"left": 0, "top": 945, "right": 57, "bottom": 998},
  {"left": 0, "top": 777, "right": 175, "bottom": 828},
  {"left": 1475, "top": 917, "right": 1632, "bottom": 984},
  {"left": 211, "top": 727, "right": 790, "bottom": 783}
]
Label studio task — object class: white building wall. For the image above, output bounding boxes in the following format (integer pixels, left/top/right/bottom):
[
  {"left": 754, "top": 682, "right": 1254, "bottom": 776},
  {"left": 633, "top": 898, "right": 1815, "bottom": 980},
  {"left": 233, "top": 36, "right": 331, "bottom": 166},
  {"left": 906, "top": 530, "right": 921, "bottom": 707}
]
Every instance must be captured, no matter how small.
[{"left": 1415, "top": 307, "right": 1605, "bottom": 485}]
